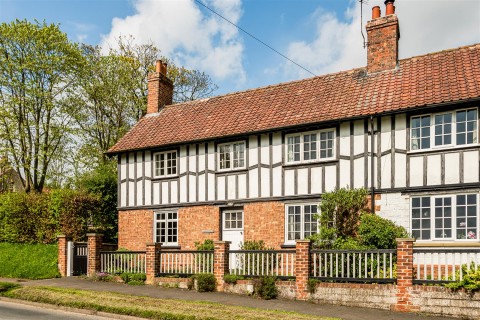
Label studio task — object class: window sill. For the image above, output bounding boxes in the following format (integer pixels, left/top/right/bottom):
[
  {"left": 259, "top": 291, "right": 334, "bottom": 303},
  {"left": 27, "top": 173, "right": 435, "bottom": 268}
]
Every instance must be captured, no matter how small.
[
  {"left": 407, "top": 143, "right": 479, "bottom": 155},
  {"left": 283, "top": 159, "right": 338, "bottom": 168}
]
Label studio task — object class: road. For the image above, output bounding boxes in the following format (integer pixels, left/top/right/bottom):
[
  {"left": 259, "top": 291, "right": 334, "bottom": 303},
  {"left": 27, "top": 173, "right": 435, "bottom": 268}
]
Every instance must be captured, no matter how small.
[{"left": 0, "top": 300, "right": 117, "bottom": 320}]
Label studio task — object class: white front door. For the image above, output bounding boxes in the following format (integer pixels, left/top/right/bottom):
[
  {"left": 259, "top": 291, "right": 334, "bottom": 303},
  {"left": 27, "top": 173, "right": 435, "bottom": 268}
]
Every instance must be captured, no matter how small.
[{"left": 222, "top": 210, "right": 244, "bottom": 250}]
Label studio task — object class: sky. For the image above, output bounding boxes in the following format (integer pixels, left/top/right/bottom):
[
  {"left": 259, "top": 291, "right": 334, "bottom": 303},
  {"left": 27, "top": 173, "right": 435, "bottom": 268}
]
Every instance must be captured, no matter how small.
[{"left": 1, "top": 0, "right": 479, "bottom": 96}]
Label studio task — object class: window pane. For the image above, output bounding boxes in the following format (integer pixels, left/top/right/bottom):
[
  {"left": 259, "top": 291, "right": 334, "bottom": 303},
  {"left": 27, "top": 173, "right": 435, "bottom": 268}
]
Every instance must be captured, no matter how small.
[
  {"left": 457, "top": 194, "right": 477, "bottom": 240},
  {"left": 411, "top": 116, "right": 430, "bottom": 150},
  {"left": 412, "top": 197, "right": 431, "bottom": 240},
  {"left": 434, "top": 113, "right": 452, "bottom": 146},
  {"left": 434, "top": 197, "right": 452, "bottom": 239},
  {"left": 287, "top": 136, "right": 301, "bottom": 162},
  {"left": 319, "top": 130, "right": 334, "bottom": 159},
  {"left": 457, "top": 109, "right": 477, "bottom": 145}
]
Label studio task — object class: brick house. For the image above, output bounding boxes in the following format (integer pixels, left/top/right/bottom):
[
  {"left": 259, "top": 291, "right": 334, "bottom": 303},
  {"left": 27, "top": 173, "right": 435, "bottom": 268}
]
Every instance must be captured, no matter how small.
[{"left": 107, "top": 1, "right": 480, "bottom": 252}]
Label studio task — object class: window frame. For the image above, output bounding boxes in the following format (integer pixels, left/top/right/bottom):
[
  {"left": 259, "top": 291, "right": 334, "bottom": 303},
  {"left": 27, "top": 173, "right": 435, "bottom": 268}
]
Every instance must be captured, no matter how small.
[
  {"left": 284, "top": 203, "right": 319, "bottom": 245},
  {"left": 217, "top": 140, "right": 246, "bottom": 172},
  {"left": 411, "top": 193, "right": 479, "bottom": 242},
  {"left": 153, "top": 150, "right": 178, "bottom": 178},
  {"left": 285, "top": 128, "right": 336, "bottom": 165},
  {"left": 223, "top": 210, "right": 244, "bottom": 231},
  {"left": 153, "top": 211, "right": 178, "bottom": 246},
  {"left": 410, "top": 108, "right": 478, "bottom": 152}
]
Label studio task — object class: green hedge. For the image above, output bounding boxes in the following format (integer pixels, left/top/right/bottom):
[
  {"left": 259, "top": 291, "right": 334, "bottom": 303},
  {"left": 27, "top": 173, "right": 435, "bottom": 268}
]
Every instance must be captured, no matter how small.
[{"left": 0, "top": 243, "right": 60, "bottom": 279}]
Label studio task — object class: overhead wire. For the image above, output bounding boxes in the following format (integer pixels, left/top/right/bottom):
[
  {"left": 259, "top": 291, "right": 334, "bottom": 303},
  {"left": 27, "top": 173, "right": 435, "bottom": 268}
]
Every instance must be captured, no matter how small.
[{"left": 194, "top": 0, "right": 317, "bottom": 77}]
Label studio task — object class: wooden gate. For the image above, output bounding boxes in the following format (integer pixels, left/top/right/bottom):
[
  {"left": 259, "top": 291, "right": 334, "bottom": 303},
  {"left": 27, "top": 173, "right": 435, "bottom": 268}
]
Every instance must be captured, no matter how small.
[{"left": 73, "top": 242, "right": 88, "bottom": 275}]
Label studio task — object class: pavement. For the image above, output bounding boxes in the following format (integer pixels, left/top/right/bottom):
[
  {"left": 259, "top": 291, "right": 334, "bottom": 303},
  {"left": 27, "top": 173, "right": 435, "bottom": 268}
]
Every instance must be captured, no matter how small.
[{"left": 0, "top": 277, "right": 455, "bottom": 320}]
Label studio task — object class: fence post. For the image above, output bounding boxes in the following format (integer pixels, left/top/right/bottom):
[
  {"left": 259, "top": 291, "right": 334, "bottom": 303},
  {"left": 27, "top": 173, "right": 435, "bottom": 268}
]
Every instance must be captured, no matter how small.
[
  {"left": 394, "top": 238, "right": 418, "bottom": 312},
  {"left": 214, "top": 241, "right": 230, "bottom": 292},
  {"left": 57, "top": 235, "right": 70, "bottom": 277},
  {"left": 87, "top": 233, "right": 103, "bottom": 277},
  {"left": 295, "top": 239, "right": 311, "bottom": 300},
  {"left": 146, "top": 242, "right": 161, "bottom": 284}
]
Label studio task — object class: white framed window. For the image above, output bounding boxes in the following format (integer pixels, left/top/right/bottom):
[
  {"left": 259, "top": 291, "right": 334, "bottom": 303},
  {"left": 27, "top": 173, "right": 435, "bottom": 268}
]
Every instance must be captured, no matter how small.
[
  {"left": 218, "top": 141, "right": 245, "bottom": 171},
  {"left": 285, "top": 204, "right": 319, "bottom": 244},
  {"left": 154, "top": 211, "right": 178, "bottom": 245},
  {"left": 154, "top": 150, "right": 177, "bottom": 177},
  {"left": 223, "top": 210, "right": 243, "bottom": 230},
  {"left": 411, "top": 108, "right": 477, "bottom": 151},
  {"left": 411, "top": 194, "right": 478, "bottom": 241},
  {"left": 286, "top": 129, "right": 335, "bottom": 164}
]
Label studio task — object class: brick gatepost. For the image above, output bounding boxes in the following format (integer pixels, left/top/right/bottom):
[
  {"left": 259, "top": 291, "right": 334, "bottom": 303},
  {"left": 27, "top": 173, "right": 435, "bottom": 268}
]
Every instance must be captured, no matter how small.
[
  {"left": 214, "top": 241, "right": 230, "bottom": 291},
  {"left": 393, "top": 238, "right": 419, "bottom": 312},
  {"left": 87, "top": 233, "right": 103, "bottom": 277},
  {"left": 57, "top": 235, "right": 70, "bottom": 277},
  {"left": 295, "top": 239, "right": 311, "bottom": 300},
  {"left": 146, "top": 242, "right": 161, "bottom": 284}
]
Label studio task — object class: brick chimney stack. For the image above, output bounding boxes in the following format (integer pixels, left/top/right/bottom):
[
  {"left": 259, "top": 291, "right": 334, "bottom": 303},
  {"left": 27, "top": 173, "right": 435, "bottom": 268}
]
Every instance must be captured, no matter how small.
[
  {"left": 366, "top": 0, "right": 400, "bottom": 74},
  {"left": 147, "top": 60, "right": 173, "bottom": 114}
]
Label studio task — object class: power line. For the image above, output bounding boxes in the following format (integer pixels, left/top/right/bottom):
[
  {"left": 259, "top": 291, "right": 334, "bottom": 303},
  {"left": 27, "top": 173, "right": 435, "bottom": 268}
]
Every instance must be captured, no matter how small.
[{"left": 194, "top": 0, "right": 317, "bottom": 77}]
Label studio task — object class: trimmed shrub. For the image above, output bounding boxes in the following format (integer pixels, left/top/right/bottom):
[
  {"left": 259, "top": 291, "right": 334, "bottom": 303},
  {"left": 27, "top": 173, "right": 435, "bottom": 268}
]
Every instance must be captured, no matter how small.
[
  {"left": 120, "top": 273, "right": 146, "bottom": 285},
  {"left": 358, "top": 214, "right": 408, "bottom": 249},
  {"left": 253, "top": 276, "right": 278, "bottom": 300},
  {"left": 224, "top": 274, "right": 243, "bottom": 284},
  {"left": 195, "top": 273, "right": 216, "bottom": 292}
]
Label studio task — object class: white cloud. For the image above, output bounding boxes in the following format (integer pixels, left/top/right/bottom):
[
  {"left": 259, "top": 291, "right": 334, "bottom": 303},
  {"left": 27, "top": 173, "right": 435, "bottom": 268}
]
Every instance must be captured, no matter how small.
[
  {"left": 281, "top": 0, "right": 480, "bottom": 79},
  {"left": 101, "top": 0, "right": 245, "bottom": 83}
]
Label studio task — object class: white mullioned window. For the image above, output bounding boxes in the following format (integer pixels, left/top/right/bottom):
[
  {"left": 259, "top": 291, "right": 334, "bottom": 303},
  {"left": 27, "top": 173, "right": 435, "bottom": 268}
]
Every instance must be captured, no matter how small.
[
  {"left": 411, "top": 194, "right": 478, "bottom": 241},
  {"left": 411, "top": 108, "right": 477, "bottom": 151},
  {"left": 154, "top": 150, "right": 177, "bottom": 177},
  {"left": 285, "top": 204, "right": 319, "bottom": 244},
  {"left": 286, "top": 129, "right": 335, "bottom": 164},
  {"left": 154, "top": 211, "right": 178, "bottom": 245},
  {"left": 218, "top": 141, "right": 245, "bottom": 171}
]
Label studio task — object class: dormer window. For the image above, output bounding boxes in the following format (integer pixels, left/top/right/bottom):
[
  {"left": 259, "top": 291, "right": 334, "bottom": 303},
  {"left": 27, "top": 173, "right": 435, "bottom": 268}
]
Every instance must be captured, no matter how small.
[
  {"left": 218, "top": 141, "right": 246, "bottom": 171},
  {"left": 154, "top": 150, "right": 177, "bottom": 177},
  {"left": 285, "top": 129, "right": 335, "bottom": 164}
]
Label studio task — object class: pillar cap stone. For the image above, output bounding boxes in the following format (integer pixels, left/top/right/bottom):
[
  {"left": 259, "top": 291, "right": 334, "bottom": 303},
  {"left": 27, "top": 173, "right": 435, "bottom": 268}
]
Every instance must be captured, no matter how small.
[
  {"left": 57, "top": 234, "right": 67, "bottom": 238},
  {"left": 86, "top": 233, "right": 104, "bottom": 237},
  {"left": 396, "top": 238, "right": 415, "bottom": 242},
  {"left": 295, "top": 239, "right": 311, "bottom": 243}
]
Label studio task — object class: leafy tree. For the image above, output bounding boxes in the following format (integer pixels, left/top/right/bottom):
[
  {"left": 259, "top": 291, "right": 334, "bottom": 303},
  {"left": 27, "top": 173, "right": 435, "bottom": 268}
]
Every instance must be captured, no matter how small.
[{"left": 0, "top": 20, "right": 83, "bottom": 192}]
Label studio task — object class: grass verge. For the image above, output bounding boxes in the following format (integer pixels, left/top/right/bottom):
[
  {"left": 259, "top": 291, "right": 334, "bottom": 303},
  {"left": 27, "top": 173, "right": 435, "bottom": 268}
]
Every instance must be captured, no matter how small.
[
  {"left": 0, "top": 284, "right": 337, "bottom": 320},
  {"left": 0, "top": 243, "right": 60, "bottom": 279}
]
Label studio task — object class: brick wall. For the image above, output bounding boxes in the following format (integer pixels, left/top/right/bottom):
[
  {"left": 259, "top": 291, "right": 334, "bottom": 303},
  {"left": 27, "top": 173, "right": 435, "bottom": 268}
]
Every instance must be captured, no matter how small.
[
  {"left": 178, "top": 206, "right": 220, "bottom": 249},
  {"left": 118, "top": 210, "right": 154, "bottom": 251},
  {"left": 244, "top": 201, "right": 284, "bottom": 248},
  {"left": 147, "top": 71, "right": 173, "bottom": 114}
]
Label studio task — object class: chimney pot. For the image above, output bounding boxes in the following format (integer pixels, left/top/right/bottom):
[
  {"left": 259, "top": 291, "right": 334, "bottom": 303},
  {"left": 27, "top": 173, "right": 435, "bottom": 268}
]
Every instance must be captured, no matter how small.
[
  {"left": 155, "top": 60, "right": 162, "bottom": 73},
  {"left": 372, "top": 6, "right": 381, "bottom": 19},
  {"left": 385, "top": 0, "right": 395, "bottom": 15}
]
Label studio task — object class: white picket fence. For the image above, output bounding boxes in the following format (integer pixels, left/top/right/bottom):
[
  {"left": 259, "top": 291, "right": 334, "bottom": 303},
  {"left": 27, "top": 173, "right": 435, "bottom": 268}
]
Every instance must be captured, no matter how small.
[
  {"left": 100, "top": 251, "right": 146, "bottom": 274},
  {"left": 228, "top": 250, "right": 296, "bottom": 277},
  {"left": 159, "top": 251, "right": 214, "bottom": 274}
]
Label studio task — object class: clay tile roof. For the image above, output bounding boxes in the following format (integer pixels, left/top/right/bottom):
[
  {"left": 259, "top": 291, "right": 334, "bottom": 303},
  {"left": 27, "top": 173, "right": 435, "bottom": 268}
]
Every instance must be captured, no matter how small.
[{"left": 107, "top": 43, "right": 480, "bottom": 154}]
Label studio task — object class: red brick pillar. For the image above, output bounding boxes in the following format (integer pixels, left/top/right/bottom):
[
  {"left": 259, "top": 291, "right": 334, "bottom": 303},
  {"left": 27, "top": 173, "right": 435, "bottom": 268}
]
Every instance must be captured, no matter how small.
[
  {"left": 146, "top": 242, "right": 161, "bottom": 284},
  {"left": 57, "top": 235, "right": 69, "bottom": 277},
  {"left": 295, "top": 239, "right": 311, "bottom": 300},
  {"left": 214, "top": 241, "right": 230, "bottom": 292},
  {"left": 393, "top": 238, "right": 418, "bottom": 312},
  {"left": 87, "top": 233, "right": 103, "bottom": 277}
]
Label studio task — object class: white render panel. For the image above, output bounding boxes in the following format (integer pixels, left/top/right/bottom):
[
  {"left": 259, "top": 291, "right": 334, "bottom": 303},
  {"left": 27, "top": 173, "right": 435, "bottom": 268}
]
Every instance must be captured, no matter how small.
[
  {"left": 238, "top": 174, "right": 247, "bottom": 199},
  {"left": 198, "top": 174, "right": 205, "bottom": 202},
  {"left": 464, "top": 151, "right": 479, "bottom": 183},
  {"left": 227, "top": 175, "right": 236, "bottom": 200},
  {"left": 380, "top": 154, "right": 392, "bottom": 189},
  {"left": 136, "top": 181, "right": 142, "bottom": 205},
  {"left": 198, "top": 144, "right": 205, "bottom": 172},
  {"left": 249, "top": 136, "right": 258, "bottom": 166},
  {"left": 207, "top": 143, "right": 215, "bottom": 171},
  {"left": 180, "top": 146, "right": 187, "bottom": 174},
  {"left": 395, "top": 153, "right": 407, "bottom": 187},
  {"left": 353, "top": 158, "right": 364, "bottom": 188},
  {"left": 324, "top": 165, "right": 336, "bottom": 192},
  {"left": 188, "top": 175, "right": 196, "bottom": 202},
  {"left": 272, "top": 167, "right": 282, "bottom": 196},
  {"left": 161, "top": 181, "right": 169, "bottom": 204},
  {"left": 339, "top": 122, "right": 350, "bottom": 156},
  {"left": 179, "top": 176, "right": 187, "bottom": 203},
  {"left": 207, "top": 174, "right": 215, "bottom": 201},
  {"left": 120, "top": 154, "right": 126, "bottom": 180},
  {"left": 128, "top": 182, "right": 134, "bottom": 205},
  {"left": 427, "top": 154, "right": 441, "bottom": 186},
  {"left": 144, "top": 181, "right": 151, "bottom": 206},
  {"left": 136, "top": 154, "right": 142, "bottom": 178},
  {"left": 188, "top": 146, "right": 196, "bottom": 172},
  {"left": 445, "top": 153, "right": 460, "bottom": 184},
  {"left": 297, "top": 168, "right": 309, "bottom": 195},
  {"left": 284, "top": 170, "right": 295, "bottom": 196},
  {"left": 260, "top": 137, "right": 270, "bottom": 165},
  {"left": 395, "top": 114, "right": 407, "bottom": 150},
  {"left": 353, "top": 120, "right": 364, "bottom": 155},
  {"left": 144, "top": 151, "right": 152, "bottom": 178},
  {"left": 128, "top": 154, "right": 135, "bottom": 179},
  {"left": 410, "top": 156, "right": 423, "bottom": 187},
  {"left": 339, "top": 159, "right": 350, "bottom": 188},
  {"left": 272, "top": 132, "right": 282, "bottom": 164},
  {"left": 153, "top": 182, "right": 160, "bottom": 204},
  {"left": 120, "top": 182, "right": 127, "bottom": 207},
  {"left": 248, "top": 169, "right": 258, "bottom": 198},
  {"left": 260, "top": 168, "right": 270, "bottom": 197},
  {"left": 171, "top": 180, "right": 178, "bottom": 204},
  {"left": 311, "top": 167, "right": 322, "bottom": 193},
  {"left": 217, "top": 176, "right": 226, "bottom": 201},
  {"left": 377, "top": 193, "right": 410, "bottom": 231},
  {"left": 381, "top": 116, "right": 392, "bottom": 152}
]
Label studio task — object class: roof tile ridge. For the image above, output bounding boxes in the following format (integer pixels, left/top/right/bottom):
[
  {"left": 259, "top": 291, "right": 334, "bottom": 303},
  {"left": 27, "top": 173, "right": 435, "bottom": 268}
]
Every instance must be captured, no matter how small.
[{"left": 399, "top": 43, "right": 480, "bottom": 63}]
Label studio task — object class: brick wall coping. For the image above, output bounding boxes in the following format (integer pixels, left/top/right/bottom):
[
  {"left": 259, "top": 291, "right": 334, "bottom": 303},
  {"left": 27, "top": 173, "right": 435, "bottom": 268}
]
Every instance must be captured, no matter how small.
[
  {"left": 395, "top": 238, "right": 415, "bottom": 242},
  {"left": 295, "top": 239, "right": 311, "bottom": 243},
  {"left": 57, "top": 235, "right": 68, "bottom": 239},
  {"left": 86, "top": 233, "right": 103, "bottom": 237}
]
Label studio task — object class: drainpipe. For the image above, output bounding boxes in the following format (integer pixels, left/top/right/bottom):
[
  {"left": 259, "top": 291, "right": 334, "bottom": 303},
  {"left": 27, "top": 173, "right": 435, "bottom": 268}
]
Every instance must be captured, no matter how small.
[{"left": 370, "top": 115, "right": 375, "bottom": 214}]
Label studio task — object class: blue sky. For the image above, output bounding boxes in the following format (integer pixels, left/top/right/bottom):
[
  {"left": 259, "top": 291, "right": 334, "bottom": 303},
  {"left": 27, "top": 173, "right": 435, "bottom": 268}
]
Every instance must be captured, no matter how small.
[{"left": 1, "top": 0, "right": 479, "bottom": 95}]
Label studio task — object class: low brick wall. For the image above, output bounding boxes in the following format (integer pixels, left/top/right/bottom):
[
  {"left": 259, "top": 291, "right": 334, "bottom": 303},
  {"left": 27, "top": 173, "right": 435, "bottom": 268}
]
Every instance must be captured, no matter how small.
[
  {"left": 310, "top": 283, "right": 397, "bottom": 310},
  {"left": 412, "top": 285, "right": 480, "bottom": 319},
  {"left": 223, "top": 279, "right": 296, "bottom": 299}
]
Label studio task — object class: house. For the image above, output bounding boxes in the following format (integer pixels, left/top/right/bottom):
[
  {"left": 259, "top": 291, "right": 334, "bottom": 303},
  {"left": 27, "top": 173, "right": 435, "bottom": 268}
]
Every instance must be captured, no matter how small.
[
  {"left": 107, "top": 0, "right": 480, "bottom": 251},
  {"left": 0, "top": 158, "right": 23, "bottom": 193}
]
